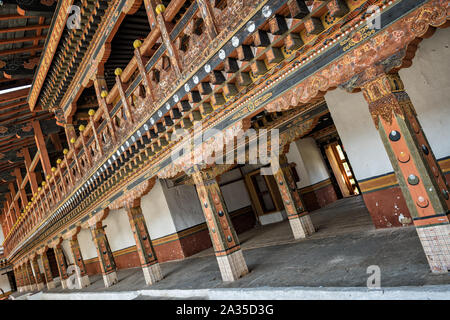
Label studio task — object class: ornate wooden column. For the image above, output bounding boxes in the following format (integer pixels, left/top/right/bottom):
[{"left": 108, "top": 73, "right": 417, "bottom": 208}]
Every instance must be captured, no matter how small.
[
  {"left": 360, "top": 71, "right": 450, "bottom": 273},
  {"left": 89, "top": 213, "right": 118, "bottom": 287},
  {"left": 25, "top": 260, "right": 36, "bottom": 291},
  {"left": 126, "top": 198, "right": 162, "bottom": 285},
  {"left": 40, "top": 250, "right": 55, "bottom": 289},
  {"left": 191, "top": 166, "right": 248, "bottom": 281},
  {"left": 31, "top": 255, "right": 45, "bottom": 290},
  {"left": 14, "top": 266, "right": 23, "bottom": 293},
  {"left": 69, "top": 233, "right": 90, "bottom": 289},
  {"left": 19, "top": 264, "right": 29, "bottom": 291},
  {"left": 53, "top": 243, "right": 69, "bottom": 289},
  {"left": 274, "top": 154, "right": 315, "bottom": 239}
]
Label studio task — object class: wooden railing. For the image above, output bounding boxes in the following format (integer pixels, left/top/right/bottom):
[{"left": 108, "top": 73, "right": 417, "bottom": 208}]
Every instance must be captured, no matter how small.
[
  {"left": 3, "top": 0, "right": 348, "bottom": 258},
  {"left": 3, "top": 0, "right": 266, "bottom": 256}
]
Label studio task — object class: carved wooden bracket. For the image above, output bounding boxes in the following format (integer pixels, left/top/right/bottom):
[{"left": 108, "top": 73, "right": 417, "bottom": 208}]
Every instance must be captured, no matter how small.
[{"left": 109, "top": 178, "right": 155, "bottom": 210}]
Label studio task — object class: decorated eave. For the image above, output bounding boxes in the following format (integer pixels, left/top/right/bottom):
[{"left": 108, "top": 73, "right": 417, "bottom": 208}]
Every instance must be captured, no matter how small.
[{"left": 27, "top": 0, "right": 109, "bottom": 113}]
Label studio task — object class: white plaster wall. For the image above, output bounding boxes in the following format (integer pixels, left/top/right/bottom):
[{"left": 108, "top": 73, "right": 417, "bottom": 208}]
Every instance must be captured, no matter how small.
[
  {"left": 296, "top": 138, "right": 330, "bottom": 186},
  {"left": 0, "top": 273, "right": 11, "bottom": 293},
  {"left": 141, "top": 179, "right": 177, "bottom": 239},
  {"left": 218, "top": 168, "right": 252, "bottom": 213},
  {"left": 160, "top": 180, "right": 205, "bottom": 232},
  {"left": 77, "top": 227, "right": 98, "bottom": 260},
  {"left": 286, "top": 141, "right": 310, "bottom": 188},
  {"left": 286, "top": 139, "right": 330, "bottom": 188},
  {"left": 399, "top": 28, "right": 450, "bottom": 160},
  {"left": 221, "top": 180, "right": 252, "bottom": 212},
  {"left": 325, "top": 89, "right": 394, "bottom": 180},
  {"left": 102, "top": 208, "right": 135, "bottom": 252},
  {"left": 61, "top": 239, "right": 74, "bottom": 264}
]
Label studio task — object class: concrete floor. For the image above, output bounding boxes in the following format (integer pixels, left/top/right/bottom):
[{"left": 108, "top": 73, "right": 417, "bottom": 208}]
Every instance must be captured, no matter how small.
[{"left": 12, "top": 196, "right": 450, "bottom": 298}]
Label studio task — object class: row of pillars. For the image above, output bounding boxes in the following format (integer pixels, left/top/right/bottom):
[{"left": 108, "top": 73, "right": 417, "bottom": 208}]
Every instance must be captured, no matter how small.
[
  {"left": 13, "top": 153, "right": 314, "bottom": 290},
  {"left": 11, "top": 69, "right": 450, "bottom": 290}
]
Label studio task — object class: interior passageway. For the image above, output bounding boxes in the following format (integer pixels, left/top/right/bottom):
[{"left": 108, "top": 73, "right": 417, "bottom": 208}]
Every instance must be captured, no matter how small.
[{"left": 11, "top": 196, "right": 449, "bottom": 299}]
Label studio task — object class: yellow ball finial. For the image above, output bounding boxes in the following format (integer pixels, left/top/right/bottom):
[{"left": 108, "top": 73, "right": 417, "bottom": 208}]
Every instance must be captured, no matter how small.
[
  {"left": 88, "top": 109, "right": 96, "bottom": 116},
  {"left": 42, "top": 181, "right": 46, "bottom": 186},
  {"left": 63, "top": 148, "right": 69, "bottom": 155},
  {"left": 38, "top": 187, "right": 42, "bottom": 191},
  {"left": 56, "top": 159, "right": 62, "bottom": 164},
  {"left": 70, "top": 137, "right": 76, "bottom": 144},
  {"left": 79, "top": 124, "right": 86, "bottom": 132},
  {"left": 155, "top": 4, "right": 165, "bottom": 15},
  {"left": 101, "top": 90, "right": 108, "bottom": 98},
  {"left": 46, "top": 174, "right": 50, "bottom": 180},
  {"left": 51, "top": 167, "right": 56, "bottom": 172},
  {"left": 114, "top": 68, "right": 123, "bottom": 76},
  {"left": 133, "top": 39, "right": 142, "bottom": 49}
]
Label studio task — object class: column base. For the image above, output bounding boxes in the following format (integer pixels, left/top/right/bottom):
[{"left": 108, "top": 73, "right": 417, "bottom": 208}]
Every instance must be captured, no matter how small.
[
  {"left": 102, "top": 271, "right": 118, "bottom": 288},
  {"left": 60, "top": 278, "right": 68, "bottom": 289},
  {"left": 17, "top": 287, "right": 24, "bottom": 293},
  {"left": 289, "top": 215, "right": 315, "bottom": 239},
  {"left": 36, "top": 282, "right": 45, "bottom": 291},
  {"left": 77, "top": 274, "right": 91, "bottom": 288},
  {"left": 46, "top": 280, "right": 56, "bottom": 290},
  {"left": 216, "top": 249, "right": 249, "bottom": 282},
  {"left": 29, "top": 284, "right": 37, "bottom": 291},
  {"left": 142, "top": 263, "right": 163, "bottom": 286},
  {"left": 416, "top": 224, "right": 450, "bottom": 273}
]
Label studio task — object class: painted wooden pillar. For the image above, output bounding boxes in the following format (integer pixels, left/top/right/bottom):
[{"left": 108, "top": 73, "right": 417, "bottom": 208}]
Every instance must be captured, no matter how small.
[
  {"left": 40, "top": 251, "right": 55, "bottom": 289},
  {"left": 54, "top": 244, "right": 69, "bottom": 289},
  {"left": 25, "top": 260, "right": 36, "bottom": 291},
  {"left": 143, "top": 0, "right": 182, "bottom": 76},
  {"left": 90, "top": 222, "right": 118, "bottom": 287},
  {"left": 93, "top": 75, "right": 117, "bottom": 144},
  {"left": 125, "top": 199, "right": 162, "bottom": 285},
  {"left": 31, "top": 256, "right": 45, "bottom": 290},
  {"left": 65, "top": 124, "right": 83, "bottom": 177},
  {"left": 69, "top": 234, "right": 90, "bottom": 288},
  {"left": 19, "top": 265, "right": 28, "bottom": 291},
  {"left": 197, "top": 0, "right": 218, "bottom": 39},
  {"left": 361, "top": 72, "right": 450, "bottom": 273},
  {"left": 32, "top": 120, "right": 52, "bottom": 178},
  {"left": 192, "top": 169, "right": 248, "bottom": 281},
  {"left": 14, "top": 266, "right": 23, "bottom": 292},
  {"left": 22, "top": 147, "right": 39, "bottom": 195},
  {"left": 274, "top": 154, "right": 315, "bottom": 239}
]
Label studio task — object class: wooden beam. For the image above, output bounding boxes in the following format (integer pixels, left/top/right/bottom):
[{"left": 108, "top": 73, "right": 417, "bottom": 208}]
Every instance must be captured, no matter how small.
[
  {"left": 13, "top": 168, "right": 28, "bottom": 206},
  {"left": 32, "top": 120, "right": 52, "bottom": 178},
  {"left": 12, "top": 113, "right": 54, "bottom": 125},
  {"left": 0, "top": 100, "right": 28, "bottom": 112},
  {"left": 22, "top": 148, "right": 39, "bottom": 194},
  {"left": 32, "top": 17, "right": 46, "bottom": 56},
  {"left": 0, "top": 24, "right": 50, "bottom": 34},
  {"left": 0, "top": 88, "right": 29, "bottom": 104},
  {"left": 0, "top": 138, "right": 35, "bottom": 153},
  {"left": 0, "top": 106, "right": 30, "bottom": 119},
  {"left": 0, "top": 14, "right": 32, "bottom": 21},
  {"left": 8, "top": 182, "right": 20, "bottom": 219},
  {"left": 49, "top": 133, "right": 63, "bottom": 151},
  {"left": 0, "top": 35, "right": 46, "bottom": 46},
  {"left": 0, "top": 45, "right": 44, "bottom": 57}
]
